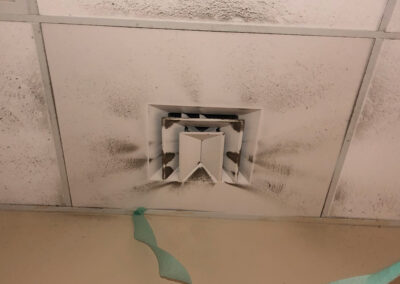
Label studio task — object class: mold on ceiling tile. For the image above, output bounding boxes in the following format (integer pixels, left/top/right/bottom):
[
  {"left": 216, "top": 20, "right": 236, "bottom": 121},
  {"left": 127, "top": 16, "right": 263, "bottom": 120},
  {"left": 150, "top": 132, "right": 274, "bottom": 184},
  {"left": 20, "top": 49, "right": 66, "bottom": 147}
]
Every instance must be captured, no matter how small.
[
  {"left": 37, "top": 0, "right": 386, "bottom": 30},
  {"left": 0, "top": 22, "right": 64, "bottom": 205},
  {"left": 42, "top": 24, "right": 372, "bottom": 216},
  {"left": 330, "top": 40, "right": 400, "bottom": 220}
]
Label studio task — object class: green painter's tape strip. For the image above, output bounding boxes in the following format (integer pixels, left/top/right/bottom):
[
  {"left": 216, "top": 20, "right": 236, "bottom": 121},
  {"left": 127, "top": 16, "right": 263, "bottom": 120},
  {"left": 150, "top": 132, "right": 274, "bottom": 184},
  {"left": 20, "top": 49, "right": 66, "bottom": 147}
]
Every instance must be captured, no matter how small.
[
  {"left": 133, "top": 207, "right": 192, "bottom": 284},
  {"left": 331, "top": 261, "right": 400, "bottom": 284}
]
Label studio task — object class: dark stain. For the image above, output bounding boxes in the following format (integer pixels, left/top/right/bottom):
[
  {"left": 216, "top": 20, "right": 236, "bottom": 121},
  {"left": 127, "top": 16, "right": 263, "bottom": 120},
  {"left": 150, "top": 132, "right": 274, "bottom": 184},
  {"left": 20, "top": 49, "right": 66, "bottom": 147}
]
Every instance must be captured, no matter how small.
[
  {"left": 187, "top": 167, "right": 213, "bottom": 183},
  {"left": 162, "top": 152, "right": 175, "bottom": 165},
  {"left": 107, "top": 96, "right": 140, "bottom": 119},
  {"left": 163, "top": 166, "right": 174, "bottom": 179},
  {"left": 123, "top": 158, "right": 146, "bottom": 169},
  {"left": 241, "top": 92, "right": 259, "bottom": 104},
  {"left": 131, "top": 181, "right": 181, "bottom": 193},
  {"left": 227, "top": 180, "right": 284, "bottom": 195},
  {"left": 106, "top": 138, "right": 138, "bottom": 155},
  {"left": 230, "top": 120, "right": 244, "bottom": 132},
  {"left": 256, "top": 142, "right": 306, "bottom": 157},
  {"left": 354, "top": 56, "right": 400, "bottom": 139},
  {"left": 181, "top": 69, "right": 200, "bottom": 103},
  {"left": 248, "top": 155, "right": 254, "bottom": 163},
  {"left": 0, "top": 107, "right": 21, "bottom": 126},
  {"left": 163, "top": 117, "right": 178, "bottom": 129},
  {"left": 226, "top": 151, "right": 240, "bottom": 164},
  {"left": 231, "top": 170, "right": 237, "bottom": 177},
  {"left": 90, "top": 0, "right": 299, "bottom": 24},
  {"left": 99, "top": 156, "right": 147, "bottom": 178},
  {"left": 254, "top": 159, "right": 291, "bottom": 176},
  {"left": 226, "top": 183, "right": 252, "bottom": 190},
  {"left": 264, "top": 181, "right": 285, "bottom": 194},
  {"left": 149, "top": 158, "right": 153, "bottom": 163},
  {"left": 334, "top": 183, "right": 347, "bottom": 202}
]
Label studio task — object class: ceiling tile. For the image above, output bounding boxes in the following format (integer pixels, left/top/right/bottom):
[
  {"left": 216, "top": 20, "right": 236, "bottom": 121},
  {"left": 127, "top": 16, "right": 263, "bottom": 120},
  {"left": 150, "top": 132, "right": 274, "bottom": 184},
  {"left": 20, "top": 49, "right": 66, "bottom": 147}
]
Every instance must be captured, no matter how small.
[
  {"left": 0, "top": 22, "right": 64, "bottom": 205},
  {"left": 37, "top": 0, "right": 386, "bottom": 30},
  {"left": 387, "top": 1, "right": 400, "bottom": 32},
  {"left": 42, "top": 24, "right": 372, "bottom": 216},
  {"left": 330, "top": 40, "right": 400, "bottom": 220}
]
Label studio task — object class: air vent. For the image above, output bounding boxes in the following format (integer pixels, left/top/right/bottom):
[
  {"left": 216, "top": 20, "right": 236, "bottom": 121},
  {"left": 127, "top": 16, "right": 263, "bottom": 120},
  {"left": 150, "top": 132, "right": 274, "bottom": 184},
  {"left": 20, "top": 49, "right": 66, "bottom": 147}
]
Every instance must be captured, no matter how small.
[{"left": 147, "top": 104, "right": 262, "bottom": 184}]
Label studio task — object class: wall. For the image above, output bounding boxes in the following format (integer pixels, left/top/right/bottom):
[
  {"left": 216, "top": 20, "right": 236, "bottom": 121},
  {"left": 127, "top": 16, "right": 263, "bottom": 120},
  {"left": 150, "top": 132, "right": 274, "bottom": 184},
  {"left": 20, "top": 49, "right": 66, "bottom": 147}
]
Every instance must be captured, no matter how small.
[
  {"left": 1, "top": 210, "right": 400, "bottom": 284},
  {"left": 1, "top": 0, "right": 400, "bottom": 219}
]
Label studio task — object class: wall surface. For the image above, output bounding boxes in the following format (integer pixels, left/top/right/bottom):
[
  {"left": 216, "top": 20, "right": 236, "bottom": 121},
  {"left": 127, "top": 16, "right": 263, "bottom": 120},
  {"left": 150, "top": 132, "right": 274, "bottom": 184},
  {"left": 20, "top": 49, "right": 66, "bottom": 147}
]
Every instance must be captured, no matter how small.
[
  {"left": 1, "top": 210, "right": 400, "bottom": 284},
  {"left": 1, "top": 0, "right": 400, "bottom": 220}
]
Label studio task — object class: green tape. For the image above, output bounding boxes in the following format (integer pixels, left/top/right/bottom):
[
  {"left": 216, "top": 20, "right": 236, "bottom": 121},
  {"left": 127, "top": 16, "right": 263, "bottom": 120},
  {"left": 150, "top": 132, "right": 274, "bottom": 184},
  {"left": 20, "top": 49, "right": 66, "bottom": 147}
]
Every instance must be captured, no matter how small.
[
  {"left": 331, "top": 261, "right": 400, "bottom": 284},
  {"left": 133, "top": 207, "right": 192, "bottom": 284}
]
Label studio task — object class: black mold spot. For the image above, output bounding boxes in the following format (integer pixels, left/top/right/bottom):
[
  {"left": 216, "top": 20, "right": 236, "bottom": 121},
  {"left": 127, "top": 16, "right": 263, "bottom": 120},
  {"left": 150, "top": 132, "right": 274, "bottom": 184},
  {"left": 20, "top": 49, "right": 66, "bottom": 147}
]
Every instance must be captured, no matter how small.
[
  {"left": 162, "top": 152, "right": 175, "bottom": 165},
  {"left": 334, "top": 183, "right": 347, "bottom": 202},
  {"left": 131, "top": 181, "right": 182, "bottom": 193},
  {"left": 264, "top": 181, "right": 285, "bottom": 194},
  {"left": 227, "top": 181, "right": 283, "bottom": 195},
  {"left": 226, "top": 151, "right": 240, "bottom": 164},
  {"left": 163, "top": 118, "right": 178, "bottom": 129},
  {"left": 163, "top": 166, "right": 174, "bottom": 179},
  {"left": 248, "top": 155, "right": 254, "bottom": 163},
  {"left": 107, "top": 96, "right": 140, "bottom": 119},
  {"left": 123, "top": 158, "right": 146, "bottom": 169},
  {"left": 254, "top": 159, "right": 291, "bottom": 176},
  {"left": 132, "top": 181, "right": 170, "bottom": 192},
  {"left": 106, "top": 139, "right": 138, "bottom": 155},
  {"left": 230, "top": 120, "right": 244, "bottom": 132},
  {"left": 257, "top": 141, "right": 313, "bottom": 157}
]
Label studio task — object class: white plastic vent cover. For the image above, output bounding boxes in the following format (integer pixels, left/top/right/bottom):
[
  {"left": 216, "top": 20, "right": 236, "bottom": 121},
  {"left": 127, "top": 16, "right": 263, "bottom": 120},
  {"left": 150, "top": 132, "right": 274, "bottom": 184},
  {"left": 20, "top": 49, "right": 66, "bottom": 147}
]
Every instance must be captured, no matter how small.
[
  {"left": 179, "top": 132, "right": 224, "bottom": 183},
  {"left": 147, "top": 104, "right": 262, "bottom": 184}
]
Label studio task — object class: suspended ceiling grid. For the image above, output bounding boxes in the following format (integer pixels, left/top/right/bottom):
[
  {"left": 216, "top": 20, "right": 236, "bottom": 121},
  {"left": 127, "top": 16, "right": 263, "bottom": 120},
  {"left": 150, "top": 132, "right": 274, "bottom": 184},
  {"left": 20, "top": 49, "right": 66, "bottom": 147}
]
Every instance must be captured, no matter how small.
[{"left": 1, "top": 0, "right": 400, "bottom": 219}]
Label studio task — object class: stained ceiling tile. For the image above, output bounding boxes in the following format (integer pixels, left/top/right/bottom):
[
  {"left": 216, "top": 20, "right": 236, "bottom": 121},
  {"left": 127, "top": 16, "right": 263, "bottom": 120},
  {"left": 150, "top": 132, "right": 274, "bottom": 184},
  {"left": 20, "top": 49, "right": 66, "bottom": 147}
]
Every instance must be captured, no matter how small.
[
  {"left": 42, "top": 24, "right": 372, "bottom": 216},
  {"left": 330, "top": 40, "right": 400, "bottom": 220},
  {"left": 37, "top": 0, "right": 386, "bottom": 30},
  {"left": 0, "top": 22, "right": 64, "bottom": 205}
]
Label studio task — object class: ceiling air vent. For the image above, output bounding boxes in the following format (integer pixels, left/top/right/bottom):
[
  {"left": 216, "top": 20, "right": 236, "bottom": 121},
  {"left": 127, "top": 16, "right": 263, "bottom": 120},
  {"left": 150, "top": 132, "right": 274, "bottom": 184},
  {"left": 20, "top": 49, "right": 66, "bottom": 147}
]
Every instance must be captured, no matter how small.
[{"left": 147, "top": 104, "right": 262, "bottom": 185}]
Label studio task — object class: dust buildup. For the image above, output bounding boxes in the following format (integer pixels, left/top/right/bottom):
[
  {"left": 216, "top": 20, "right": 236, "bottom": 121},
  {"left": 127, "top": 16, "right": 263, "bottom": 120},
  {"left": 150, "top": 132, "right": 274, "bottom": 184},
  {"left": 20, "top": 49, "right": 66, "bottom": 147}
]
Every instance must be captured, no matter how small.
[{"left": 87, "top": 0, "right": 301, "bottom": 24}]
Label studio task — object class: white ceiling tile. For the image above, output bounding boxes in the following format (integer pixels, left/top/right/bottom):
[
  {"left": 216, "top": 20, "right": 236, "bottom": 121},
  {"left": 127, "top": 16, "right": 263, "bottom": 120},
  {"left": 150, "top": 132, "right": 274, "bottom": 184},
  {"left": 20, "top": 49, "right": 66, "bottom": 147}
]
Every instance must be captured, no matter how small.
[
  {"left": 0, "top": 22, "right": 64, "bottom": 205},
  {"left": 330, "top": 40, "right": 400, "bottom": 220},
  {"left": 37, "top": 0, "right": 386, "bottom": 30},
  {"left": 42, "top": 24, "right": 372, "bottom": 216}
]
